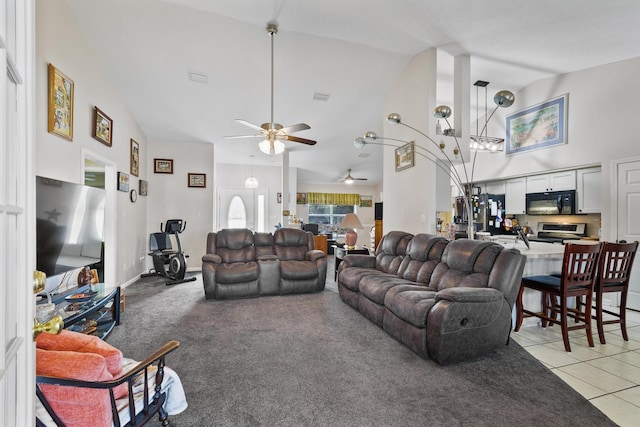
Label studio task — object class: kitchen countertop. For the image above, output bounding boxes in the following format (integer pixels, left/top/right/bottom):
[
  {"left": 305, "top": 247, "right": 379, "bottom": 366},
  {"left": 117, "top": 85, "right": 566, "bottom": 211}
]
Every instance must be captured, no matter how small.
[{"left": 494, "top": 237, "right": 566, "bottom": 258}]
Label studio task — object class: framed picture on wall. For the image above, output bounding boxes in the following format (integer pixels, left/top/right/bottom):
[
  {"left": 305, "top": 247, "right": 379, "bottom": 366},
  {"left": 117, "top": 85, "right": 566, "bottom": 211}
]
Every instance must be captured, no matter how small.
[
  {"left": 359, "top": 195, "right": 373, "bottom": 207},
  {"left": 130, "top": 139, "right": 140, "bottom": 177},
  {"left": 117, "top": 172, "right": 129, "bottom": 192},
  {"left": 395, "top": 142, "right": 414, "bottom": 171},
  {"left": 277, "top": 192, "right": 282, "bottom": 203},
  {"left": 154, "top": 158, "right": 173, "bottom": 174},
  {"left": 296, "top": 193, "right": 307, "bottom": 204},
  {"left": 188, "top": 173, "right": 206, "bottom": 188},
  {"left": 139, "top": 180, "right": 148, "bottom": 196},
  {"left": 92, "top": 106, "right": 113, "bottom": 146},
  {"left": 47, "top": 64, "right": 74, "bottom": 141}
]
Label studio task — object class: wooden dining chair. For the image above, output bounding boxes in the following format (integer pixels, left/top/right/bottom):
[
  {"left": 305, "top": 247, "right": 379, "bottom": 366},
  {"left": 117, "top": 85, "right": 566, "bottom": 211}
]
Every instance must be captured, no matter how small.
[
  {"left": 515, "top": 243, "right": 602, "bottom": 352},
  {"left": 592, "top": 241, "right": 638, "bottom": 344}
]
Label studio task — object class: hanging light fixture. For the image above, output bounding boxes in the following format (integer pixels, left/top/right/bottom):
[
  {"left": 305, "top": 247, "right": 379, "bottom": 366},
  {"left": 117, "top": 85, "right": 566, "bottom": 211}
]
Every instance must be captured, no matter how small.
[
  {"left": 470, "top": 80, "right": 515, "bottom": 153},
  {"left": 245, "top": 155, "right": 259, "bottom": 188}
]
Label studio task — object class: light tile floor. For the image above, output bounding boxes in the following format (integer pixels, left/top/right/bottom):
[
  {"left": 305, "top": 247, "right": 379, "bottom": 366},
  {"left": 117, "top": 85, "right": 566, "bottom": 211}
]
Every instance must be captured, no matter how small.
[{"left": 512, "top": 309, "right": 640, "bottom": 427}]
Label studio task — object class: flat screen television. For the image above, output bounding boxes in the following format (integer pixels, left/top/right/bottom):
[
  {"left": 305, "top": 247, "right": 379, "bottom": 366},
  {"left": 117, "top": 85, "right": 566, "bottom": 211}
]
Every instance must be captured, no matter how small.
[{"left": 36, "top": 176, "right": 106, "bottom": 291}]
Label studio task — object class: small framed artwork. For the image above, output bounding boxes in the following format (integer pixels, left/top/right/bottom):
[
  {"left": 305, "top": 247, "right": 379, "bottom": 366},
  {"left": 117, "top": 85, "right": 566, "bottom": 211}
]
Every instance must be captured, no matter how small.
[
  {"left": 130, "top": 139, "right": 140, "bottom": 177},
  {"left": 395, "top": 142, "right": 415, "bottom": 172},
  {"left": 47, "top": 64, "right": 74, "bottom": 141},
  {"left": 92, "top": 106, "right": 113, "bottom": 146},
  {"left": 139, "top": 180, "right": 148, "bottom": 196},
  {"left": 506, "top": 94, "right": 568, "bottom": 155},
  {"left": 117, "top": 172, "right": 129, "bottom": 192},
  {"left": 359, "top": 195, "right": 373, "bottom": 208},
  {"left": 277, "top": 192, "right": 282, "bottom": 203},
  {"left": 154, "top": 158, "right": 173, "bottom": 174},
  {"left": 296, "top": 193, "right": 307, "bottom": 204},
  {"left": 188, "top": 173, "right": 206, "bottom": 188}
]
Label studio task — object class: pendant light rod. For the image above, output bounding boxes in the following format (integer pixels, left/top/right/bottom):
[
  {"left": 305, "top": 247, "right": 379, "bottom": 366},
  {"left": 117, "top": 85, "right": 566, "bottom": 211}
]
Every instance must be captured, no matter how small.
[{"left": 267, "top": 23, "right": 278, "bottom": 128}]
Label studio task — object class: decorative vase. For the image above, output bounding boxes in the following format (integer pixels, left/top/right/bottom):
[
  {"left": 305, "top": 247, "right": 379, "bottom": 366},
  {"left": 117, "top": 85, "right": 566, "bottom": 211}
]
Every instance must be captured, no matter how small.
[{"left": 345, "top": 229, "right": 358, "bottom": 248}]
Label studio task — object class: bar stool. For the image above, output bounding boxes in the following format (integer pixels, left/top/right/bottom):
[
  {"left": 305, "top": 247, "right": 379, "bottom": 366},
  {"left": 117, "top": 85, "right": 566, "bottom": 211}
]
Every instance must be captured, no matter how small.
[
  {"left": 592, "top": 241, "right": 638, "bottom": 344},
  {"left": 515, "top": 243, "right": 602, "bottom": 352}
]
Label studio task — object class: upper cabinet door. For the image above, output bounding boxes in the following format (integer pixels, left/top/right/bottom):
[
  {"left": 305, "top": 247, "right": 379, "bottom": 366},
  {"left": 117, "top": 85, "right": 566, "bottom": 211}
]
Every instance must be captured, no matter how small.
[
  {"left": 526, "top": 171, "right": 576, "bottom": 193},
  {"left": 505, "top": 177, "right": 526, "bottom": 214},
  {"left": 576, "top": 167, "right": 602, "bottom": 214}
]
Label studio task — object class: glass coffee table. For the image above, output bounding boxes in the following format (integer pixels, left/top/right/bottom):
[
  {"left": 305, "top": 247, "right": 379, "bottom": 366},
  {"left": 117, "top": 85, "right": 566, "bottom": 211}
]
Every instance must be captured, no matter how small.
[{"left": 52, "top": 285, "right": 121, "bottom": 339}]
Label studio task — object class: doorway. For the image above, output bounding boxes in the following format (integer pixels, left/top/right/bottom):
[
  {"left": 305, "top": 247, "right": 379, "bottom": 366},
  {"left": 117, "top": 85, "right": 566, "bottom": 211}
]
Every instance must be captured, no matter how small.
[
  {"left": 217, "top": 187, "right": 267, "bottom": 232},
  {"left": 615, "top": 158, "right": 640, "bottom": 310}
]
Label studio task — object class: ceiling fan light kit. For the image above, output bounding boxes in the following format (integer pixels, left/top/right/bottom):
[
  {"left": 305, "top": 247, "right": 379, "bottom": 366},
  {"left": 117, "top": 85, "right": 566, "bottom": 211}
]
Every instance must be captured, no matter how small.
[
  {"left": 341, "top": 168, "right": 367, "bottom": 184},
  {"left": 224, "top": 22, "right": 316, "bottom": 155}
]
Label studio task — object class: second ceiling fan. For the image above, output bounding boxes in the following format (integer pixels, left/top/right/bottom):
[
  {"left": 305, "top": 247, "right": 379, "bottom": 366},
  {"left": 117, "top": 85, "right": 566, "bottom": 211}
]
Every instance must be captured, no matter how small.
[
  {"left": 341, "top": 169, "right": 368, "bottom": 184},
  {"left": 224, "top": 23, "right": 316, "bottom": 155}
]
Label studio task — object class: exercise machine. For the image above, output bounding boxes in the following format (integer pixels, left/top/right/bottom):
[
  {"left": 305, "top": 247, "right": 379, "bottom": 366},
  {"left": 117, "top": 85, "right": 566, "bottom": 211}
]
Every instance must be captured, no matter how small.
[{"left": 142, "top": 219, "right": 197, "bottom": 285}]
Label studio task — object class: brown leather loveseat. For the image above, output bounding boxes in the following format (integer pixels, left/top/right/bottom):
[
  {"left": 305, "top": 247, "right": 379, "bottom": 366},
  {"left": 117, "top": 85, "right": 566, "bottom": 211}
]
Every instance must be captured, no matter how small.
[
  {"left": 337, "top": 231, "right": 526, "bottom": 364},
  {"left": 202, "top": 228, "right": 327, "bottom": 300}
]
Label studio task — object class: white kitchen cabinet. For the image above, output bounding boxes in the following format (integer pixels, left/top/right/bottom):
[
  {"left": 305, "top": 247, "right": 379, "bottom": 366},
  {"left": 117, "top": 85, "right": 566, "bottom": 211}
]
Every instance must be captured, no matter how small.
[
  {"left": 526, "top": 170, "right": 576, "bottom": 193},
  {"left": 505, "top": 177, "right": 526, "bottom": 214},
  {"left": 576, "top": 167, "right": 602, "bottom": 213},
  {"left": 483, "top": 180, "right": 506, "bottom": 195}
]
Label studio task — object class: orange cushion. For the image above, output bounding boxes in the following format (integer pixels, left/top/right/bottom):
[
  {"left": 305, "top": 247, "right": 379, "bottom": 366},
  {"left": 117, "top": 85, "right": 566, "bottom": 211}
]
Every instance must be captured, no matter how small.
[
  {"left": 36, "top": 348, "right": 113, "bottom": 427},
  {"left": 36, "top": 330, "right": 123, "bottom": 376}
]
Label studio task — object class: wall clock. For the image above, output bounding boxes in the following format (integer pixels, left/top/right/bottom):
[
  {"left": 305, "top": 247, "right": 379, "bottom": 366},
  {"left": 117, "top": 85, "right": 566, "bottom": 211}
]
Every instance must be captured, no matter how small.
[{"left": 130, "top": 189, "right": 137, "bottom": 203}]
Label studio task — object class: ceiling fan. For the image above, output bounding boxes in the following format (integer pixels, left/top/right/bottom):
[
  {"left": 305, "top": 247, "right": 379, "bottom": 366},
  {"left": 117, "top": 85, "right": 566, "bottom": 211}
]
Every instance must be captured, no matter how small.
[
  {"left": 341, "top": 169, "right": 368, "bottom": 184},
  {"left": 224, "top": 23, "right": 316, "bottom": 155}
]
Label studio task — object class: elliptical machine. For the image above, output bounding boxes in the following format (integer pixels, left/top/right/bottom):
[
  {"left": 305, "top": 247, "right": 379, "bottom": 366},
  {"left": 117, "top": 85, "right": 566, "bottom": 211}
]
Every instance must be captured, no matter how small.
[{"left": 143, "top": 219, "right": 197, "bottom": 286}]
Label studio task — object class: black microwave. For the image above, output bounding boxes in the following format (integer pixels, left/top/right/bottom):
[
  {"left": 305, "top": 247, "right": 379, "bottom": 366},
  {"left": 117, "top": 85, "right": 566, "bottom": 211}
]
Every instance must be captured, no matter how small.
[{"left": 526, "top": 190, "right": 576, "bottom": 215}]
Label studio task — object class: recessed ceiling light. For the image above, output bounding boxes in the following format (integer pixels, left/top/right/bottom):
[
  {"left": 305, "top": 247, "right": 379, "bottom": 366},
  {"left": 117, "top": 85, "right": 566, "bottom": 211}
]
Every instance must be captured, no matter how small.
[
  {"left": 313, "top": 92, "right": 330, "bottom": 102},
  {"left": 189, "top": 72, "right": 209, "bottom": 84}
]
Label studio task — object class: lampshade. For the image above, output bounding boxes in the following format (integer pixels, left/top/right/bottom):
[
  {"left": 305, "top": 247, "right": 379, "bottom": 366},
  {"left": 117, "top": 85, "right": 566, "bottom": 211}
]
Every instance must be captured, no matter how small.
[{"left": 258, "top": 138, "right": 285, "bottom": 155}]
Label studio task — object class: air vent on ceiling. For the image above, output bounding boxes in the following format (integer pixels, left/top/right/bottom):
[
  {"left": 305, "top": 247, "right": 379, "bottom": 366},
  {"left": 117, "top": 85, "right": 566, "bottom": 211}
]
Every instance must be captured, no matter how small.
[
  {"left": 358, "top": 153, "right": 370, "bottom": 158},
  {"left": 189, "top": 72, "right": 209, "bottom": 84},
  {"left": 313, "top": 92, "right": 330, "bottom": 102}
]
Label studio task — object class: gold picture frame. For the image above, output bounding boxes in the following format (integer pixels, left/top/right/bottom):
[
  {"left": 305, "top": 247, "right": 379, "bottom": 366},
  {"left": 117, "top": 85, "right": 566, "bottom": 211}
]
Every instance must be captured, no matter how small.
[
  {"left": 92, "top": 106, "right": 113, "bottom": 147},
  {"left": 47, "top": 64, "right": 74, "bottom": 140},
  {"left": 395, "top": 141, "right": 415, "bottom": 172},
  {"left": 154, "top": 158, "right": 173, "bottom": 174},
  {"left": 188, "top": 173, "right": 206, "bottom": 188},
  {"left": 130, "top": 139, "right": 140, "bottom": 177}
]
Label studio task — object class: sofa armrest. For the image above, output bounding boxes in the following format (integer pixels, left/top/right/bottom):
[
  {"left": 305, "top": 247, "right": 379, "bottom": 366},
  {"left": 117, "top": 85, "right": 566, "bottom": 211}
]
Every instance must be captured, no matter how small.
[
  {"left": 434, "top": 287, "right": 503, "bottom": 303},
  {"left": 306, "top": 250, "right": 326, "bottom": 262},
  {"left": 342, "top": 254, "right": 376, "bottom": 269},
  {"left": 202, "top": 253, "right": 221, "bottom": 264}
]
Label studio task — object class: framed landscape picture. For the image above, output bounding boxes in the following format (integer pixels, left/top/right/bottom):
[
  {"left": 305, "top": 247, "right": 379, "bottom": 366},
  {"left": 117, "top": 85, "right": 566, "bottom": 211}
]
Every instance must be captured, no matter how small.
[
  {"left": 154, "top": 158, "right": 173, "bottom": 174},
  {"left": 47, "top": 64, "right": 74, "bottom": 141},
  {"left": 506, "top": 94, "right": 568, "bottom": 154},
  {"left": 188, "top": 173, "right": 206, "bottom": 188},
  {"left": 139, "top": 179, "right": 148, "bottom": 196},
  {"left": 117, "top": 172, "right": 129, "bottom": 192},
  {"left": 92, "top": 107, "right": 112, "bottom": 146},
  {"left": 130, "top": 139, "right": 140, "bottom": 177},
  {"left": 395, "top": 141, "right": 415, "bottom": 171}
]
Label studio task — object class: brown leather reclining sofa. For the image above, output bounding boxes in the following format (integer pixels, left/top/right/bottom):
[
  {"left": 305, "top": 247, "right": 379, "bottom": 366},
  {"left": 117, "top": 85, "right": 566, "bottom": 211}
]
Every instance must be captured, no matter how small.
[
  {"left": 337, "top": 231, "right": 526, "bottom": 364},
  {"left": 202, "top": 228, "right": 327, "bottom": 300}
]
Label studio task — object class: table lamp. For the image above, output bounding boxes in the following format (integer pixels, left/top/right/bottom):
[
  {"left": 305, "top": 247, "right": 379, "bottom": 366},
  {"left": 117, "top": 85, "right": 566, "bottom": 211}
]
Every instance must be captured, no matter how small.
[{"left": 340, "top": 213, "right": 364, "bottom": 249}]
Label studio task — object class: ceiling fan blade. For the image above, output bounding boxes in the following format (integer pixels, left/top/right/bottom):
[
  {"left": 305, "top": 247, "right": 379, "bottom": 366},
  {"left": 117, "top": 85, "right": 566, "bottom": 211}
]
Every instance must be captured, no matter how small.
[
  {"left": 223, "top": 134, "right": 263, "bottom": 139},
  {"left": 282, "top": 135, "right": 317, "bottom": 145},
  {"left": 235, "top": 119, "right": 264, "bottom": 132},
  {"left": 353, "top": 178, "right": 368, "bottom": 181},
  {"left": 280, "top": 123, "right": 311, "bottom": 134}
]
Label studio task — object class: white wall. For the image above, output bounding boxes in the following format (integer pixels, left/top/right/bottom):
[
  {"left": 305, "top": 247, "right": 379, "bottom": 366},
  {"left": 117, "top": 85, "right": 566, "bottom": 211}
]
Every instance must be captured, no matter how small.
[
  {"left": 146, "top": 140, "right": 214, "bottom": 270},
  {"left": 36, "top": 0, "right": 148, "bottom": 284}
]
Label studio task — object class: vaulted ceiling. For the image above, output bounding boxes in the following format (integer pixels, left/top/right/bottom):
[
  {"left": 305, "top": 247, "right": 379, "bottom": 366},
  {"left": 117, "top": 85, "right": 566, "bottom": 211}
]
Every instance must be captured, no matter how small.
[{"left": 65, "top": 0, "right": 640, "bottom": 185}]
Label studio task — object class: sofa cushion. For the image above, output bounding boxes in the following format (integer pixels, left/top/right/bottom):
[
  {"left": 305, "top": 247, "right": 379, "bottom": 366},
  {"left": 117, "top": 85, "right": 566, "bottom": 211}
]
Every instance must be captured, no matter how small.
[
  {"left": 340, "top": 268, "right": 394, "bottom": 292},
  {"left": 360, "top": 276, "right": 415, "bottom": 305},
  {"left": 280, "top": 260, "right": 318, "bottom": 280},
  {"left": 215, "top": 262, "right": 259, "bottom": 283},
  {"left": 430, "top": 240, "right": 504, "bottom": 291},
  {"left": 254, "top": 232, "right": 275, "bottom": 258},
  {"left": 216, "top": 229, "right": 256, "bottom": 263},
  {"left": 374, "top": 231, "right": 413, "bottom": 274},
  {"left": 383, "top": 284, "right": 438, "bottom": 328},
  {"left": 274, "top": 228, "right": 311, "bottom": 261}
]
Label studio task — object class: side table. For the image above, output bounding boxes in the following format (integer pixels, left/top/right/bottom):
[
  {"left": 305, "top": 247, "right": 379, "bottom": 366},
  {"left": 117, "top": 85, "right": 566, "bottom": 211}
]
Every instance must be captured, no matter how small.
[{"left": 334, "top": 246, "right": 369, "bottom": 280}]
